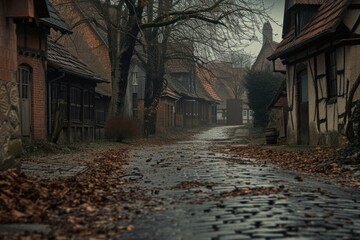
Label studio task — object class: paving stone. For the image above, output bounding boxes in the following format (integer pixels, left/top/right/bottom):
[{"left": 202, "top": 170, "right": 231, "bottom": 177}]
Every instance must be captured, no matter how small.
[
  {"left": 218, "top": 234, "right": 251, "bottom": 240},
  {"left": 117, "top": 126, "right": 360, "bottom": 240}
]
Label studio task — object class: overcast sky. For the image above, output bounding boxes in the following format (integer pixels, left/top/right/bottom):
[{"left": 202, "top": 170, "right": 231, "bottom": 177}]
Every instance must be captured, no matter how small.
[{"left": 245, "top": 0, "right": 285, "bottom": 58}]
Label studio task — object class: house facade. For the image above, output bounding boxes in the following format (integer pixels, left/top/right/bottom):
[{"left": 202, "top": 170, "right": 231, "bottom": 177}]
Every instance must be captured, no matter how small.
[
  {"left": 47, "top": 40, "right": 107, "bottom": 142},
  {"left": 53, "top": 0, "right": 219, "bottom": 134},
  {"left": 201, "top": 62, "right": 247, "bottom": 125},
  {"left": 17, "top": 1, "right": 71, "bottom": 144},
  {"left": 269, "top": 0, "right": 360, "bottom": 146},
  {"left": 51, "top": 0, "right": 148, "bottom": 128}
]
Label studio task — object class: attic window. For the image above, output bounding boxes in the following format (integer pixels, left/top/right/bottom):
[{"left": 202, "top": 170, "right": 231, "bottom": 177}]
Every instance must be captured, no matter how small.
[{"left": 294, "top": 7, "right": 318, "bottom": 37}]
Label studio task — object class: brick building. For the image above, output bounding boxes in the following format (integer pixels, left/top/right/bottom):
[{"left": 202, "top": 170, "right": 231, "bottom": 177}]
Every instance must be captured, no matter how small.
[{"left": 0, "top": 0, "right": 52, "bottom": 169}]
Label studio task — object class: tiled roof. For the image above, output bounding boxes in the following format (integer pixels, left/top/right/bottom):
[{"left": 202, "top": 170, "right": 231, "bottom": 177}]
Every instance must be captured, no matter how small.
[
  {"left": 162, "top": 86, "right": 180, "bottom": 100},
  {"left": 200, "top": 62, "right": 239, "bottom": 108},
  {"left": 166, "top": 42, "right": 195, "bottom": 73},
  {"left": 48, "top": 40, "right": 107, "bottom": 83},
  {"left": 75, "top": 1, "right": 108, "bottom": 47},
  {"left": 269, "top": 0, "right": 350, "bottom": 60},
  {"left": 40, "top": 0, "right": 71, "bottom": 33},
  {"left": 165, "top": 74, "right": 198, "bottom": 99},
  {"left": 197, "top": 68, "right": 221, "bottom": 102}
]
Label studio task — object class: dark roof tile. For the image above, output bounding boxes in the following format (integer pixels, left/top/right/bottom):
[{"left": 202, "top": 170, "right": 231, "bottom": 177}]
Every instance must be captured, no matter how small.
[
  {"left": 48, "top": 40, "right": 107, "bottom": 83},
  {"left": 269, "top": 0, "right": 350, "bottom": 60},
  {"left": 40, "top": 0, "right": 71, "bottom": 33}
]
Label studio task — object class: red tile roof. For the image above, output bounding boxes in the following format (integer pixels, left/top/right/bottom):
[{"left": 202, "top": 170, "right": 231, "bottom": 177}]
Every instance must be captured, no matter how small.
[
  {"left": 197, "top": 68, "right": 221, "bottom": 102},
  {"left": 200, "top": 62, "right": 242, "bottom": 108},
  {"left": 162, "top": 86, "right": 180, "bottom": 100},
  {"left": 269, "top": 0, "right": 350, "bottom": 60}
]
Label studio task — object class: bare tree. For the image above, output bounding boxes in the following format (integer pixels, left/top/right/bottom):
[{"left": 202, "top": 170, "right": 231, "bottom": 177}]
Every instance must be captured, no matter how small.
[
  {"left": 136, "top": 1, "right": 269, "bottom": 134},
  {"left": 52, "top": 0, "right": 270, "bottom": 126},
  {"left": 230, "top": 53, "right": 251, "bottom": 100}
]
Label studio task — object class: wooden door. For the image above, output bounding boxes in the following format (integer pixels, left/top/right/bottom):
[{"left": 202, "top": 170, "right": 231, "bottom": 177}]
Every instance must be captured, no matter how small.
[
  {"left": 19, "top": 66, "right": 31, "bottom": 137},
  {"left": 297, "top": 70, "right": 309, "bottom": 145}
]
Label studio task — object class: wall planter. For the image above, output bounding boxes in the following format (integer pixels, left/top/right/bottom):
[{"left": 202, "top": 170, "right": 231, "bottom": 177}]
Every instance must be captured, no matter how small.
[{"left": 265, "top": 127, "right": 278, "bottom": 144}]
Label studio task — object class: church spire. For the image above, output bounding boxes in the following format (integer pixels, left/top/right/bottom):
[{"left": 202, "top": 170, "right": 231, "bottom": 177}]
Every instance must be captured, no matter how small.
[{"left": 262, "top": 22, "right": 273, "bottom": 45}]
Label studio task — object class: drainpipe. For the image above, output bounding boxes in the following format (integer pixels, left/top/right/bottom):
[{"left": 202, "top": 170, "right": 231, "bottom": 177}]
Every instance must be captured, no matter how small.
[{"left": 48, "top": 72, "right": 65, "bottom": 136}]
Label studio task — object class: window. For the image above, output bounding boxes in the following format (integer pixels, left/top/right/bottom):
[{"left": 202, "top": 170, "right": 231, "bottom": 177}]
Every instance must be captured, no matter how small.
[
  {"left": 298, "top": 70, "right": 308, "bottom": 103},
  {"left": 131, "top": 72, "right": 138, "bottom": 86},
  {"left": 18, "top": 65, "right": 32, "bottom": 136},
  {"left": 70, "top": 87, "right": 82, "bottom": 121},
  {"left": 83, "top": 90, "right": 89, "bottom": 121},
  {"left": 326, "top": 50, "right": 337, "bottom": 98},
  {"left": 83, "top": 90, "right": 95, "bottom": 122},
  {"left": 95, "top": 98, "right": 107, "bottom": 124},
  {"left": 294, "top": 7, "right": 318, "bottom": 36},
  {"left": 19, "top": 67, "right": 31, "bottom": 100},
  {"left": 243, "top": 110, "right": 247, "bottom": 118},
  {"left": 51, "top": 83, "right": 68, "bottom": 121}
]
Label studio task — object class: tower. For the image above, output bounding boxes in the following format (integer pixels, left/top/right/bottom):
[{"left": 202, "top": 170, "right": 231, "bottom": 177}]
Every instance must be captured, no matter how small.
[{"left": 262, "top": 22, "right": 273, "bottom": 45}]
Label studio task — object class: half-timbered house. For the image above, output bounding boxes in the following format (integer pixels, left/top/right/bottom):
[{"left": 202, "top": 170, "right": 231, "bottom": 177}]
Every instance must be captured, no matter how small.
[{"left": 268, "top": 0, "right": 360, "bottom": 146}]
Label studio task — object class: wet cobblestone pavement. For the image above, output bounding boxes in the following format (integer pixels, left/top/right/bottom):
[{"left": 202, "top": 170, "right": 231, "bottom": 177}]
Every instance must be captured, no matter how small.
[{"left": 120, "top": 126, "right": 360, "bottom": 240}]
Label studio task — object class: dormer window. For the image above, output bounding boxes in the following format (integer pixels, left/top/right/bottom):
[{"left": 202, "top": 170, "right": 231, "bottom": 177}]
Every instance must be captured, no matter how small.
[{"left": 294, "top": 6, "right": 319, "bottom": 37}]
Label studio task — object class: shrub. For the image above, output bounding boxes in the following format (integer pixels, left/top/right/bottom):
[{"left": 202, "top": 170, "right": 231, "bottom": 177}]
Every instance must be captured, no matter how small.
[
  {"left": 244, "top": 70, "right": 283, "bottom": 128},
  {"left": 335, "top": 100, "right": 360, "bottom": 165},
  {"left": 104, "top": 116, "right": 141, "bottom": 142}
]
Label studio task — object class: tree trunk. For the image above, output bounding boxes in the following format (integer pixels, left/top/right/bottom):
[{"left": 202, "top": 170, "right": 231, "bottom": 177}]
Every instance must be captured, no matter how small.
[
  {"left": 108, "top": 3, "right": 144, "bottom": 117},
  {"left": 345, "top": 74, "right": 360, "bottom": 142},
  {"left": 143, "top": 36, "right": 166, "bottom": 136}
]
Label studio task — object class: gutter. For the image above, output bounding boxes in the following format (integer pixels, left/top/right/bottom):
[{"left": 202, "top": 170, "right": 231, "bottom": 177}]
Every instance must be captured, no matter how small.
[
  {"left": 268, "top": 29, "right": 335, "bottom": 61},
  {"left": 54, "top": 67, "right": 108, "bottom": 83}
]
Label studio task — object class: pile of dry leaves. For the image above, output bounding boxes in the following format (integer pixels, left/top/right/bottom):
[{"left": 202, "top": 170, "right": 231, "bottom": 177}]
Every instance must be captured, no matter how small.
[
  {"left": 220, "top": 144, "right": 360, "bottom": 189},
  {"left": 0, "top": 147, "right": 155, "bottom": 239}
]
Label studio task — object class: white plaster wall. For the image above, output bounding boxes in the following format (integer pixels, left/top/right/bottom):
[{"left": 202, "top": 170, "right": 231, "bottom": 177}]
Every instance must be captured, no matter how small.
[{"left": 345, "top": 45, "right": 360, "bottom": 101}]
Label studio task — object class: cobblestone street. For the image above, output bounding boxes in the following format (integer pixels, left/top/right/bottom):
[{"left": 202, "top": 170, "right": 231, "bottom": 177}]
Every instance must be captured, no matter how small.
[{"left": 120, "top": 126, "right": 360, "bottom": 240}]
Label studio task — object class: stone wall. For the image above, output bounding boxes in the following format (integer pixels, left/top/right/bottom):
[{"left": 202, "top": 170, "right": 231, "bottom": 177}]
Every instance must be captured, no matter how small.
[
  {"left": 0, "top": 81, "right": 22, "bottom": 168},
  {"left": 0, "top": 2, "right": 22, "bottom": 169}
]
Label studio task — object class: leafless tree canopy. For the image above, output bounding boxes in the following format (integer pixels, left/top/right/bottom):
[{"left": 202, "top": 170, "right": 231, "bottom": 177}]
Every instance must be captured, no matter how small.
[{"left": 52, "top": 0, "right": 271, "bottom": 122}]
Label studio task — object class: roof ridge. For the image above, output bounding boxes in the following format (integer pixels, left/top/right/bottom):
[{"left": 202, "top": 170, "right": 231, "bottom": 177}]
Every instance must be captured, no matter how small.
[{"left": 269, "top": 0, "right": 351, "bottom": 60}]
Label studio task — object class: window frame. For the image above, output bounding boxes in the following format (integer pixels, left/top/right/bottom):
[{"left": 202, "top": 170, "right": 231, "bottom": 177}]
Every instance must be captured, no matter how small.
[{"left": 326, "top": 49, "right": 337, "bottom": 99}]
